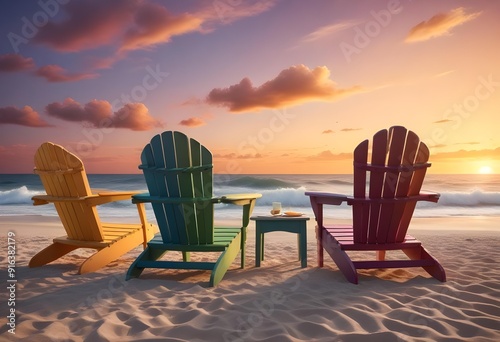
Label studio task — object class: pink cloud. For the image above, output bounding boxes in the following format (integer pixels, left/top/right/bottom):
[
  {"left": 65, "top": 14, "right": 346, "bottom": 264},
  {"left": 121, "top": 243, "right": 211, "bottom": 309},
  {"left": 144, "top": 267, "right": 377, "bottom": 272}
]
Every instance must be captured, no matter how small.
[
  {"left": 206, "top": 65, "right": 362, "bottom": 112},
  {"left": 45, "top": 98, "right": 162, "bottom": 131},
  {"left": 406, "top": 7, "right": 481, "bottom": 43},
  {"left": 85, "top": 55, "right": 124, "bottom": 70},
  {"left": 179, "top": 117, "right": 206, "bottom": 127},
  {"left": 35, "top": 65, "right": 98, "bottom": 82},
  {"left": 203, "top": 0, "right": 277, "bottom": 26},
  {"left": 121, "top": 2, "right": 203, "bottom": 51},
  {"left": 0, "top": 106, "right": 51, "bottom": 127},
  {"left": 34, "top": 0, "right": 137, "bottom": 52},
  {"left": 113, "top": 103, "right": 163, "bottom": 130},
  {"left": 0, "top": 54, "right": 35, "bottom": 72}
]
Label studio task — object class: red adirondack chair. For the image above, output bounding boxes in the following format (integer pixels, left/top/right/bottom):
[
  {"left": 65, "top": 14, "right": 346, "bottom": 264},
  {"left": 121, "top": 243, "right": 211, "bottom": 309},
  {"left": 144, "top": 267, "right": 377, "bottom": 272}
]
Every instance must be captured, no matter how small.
[{"left": 306, "top": 126, "right": 446, "bottom": 284}]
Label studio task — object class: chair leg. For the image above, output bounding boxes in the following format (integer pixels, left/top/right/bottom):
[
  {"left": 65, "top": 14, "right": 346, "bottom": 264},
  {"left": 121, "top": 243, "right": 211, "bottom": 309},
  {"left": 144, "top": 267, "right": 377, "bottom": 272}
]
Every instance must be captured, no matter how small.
[
  {"left": 79, "top": 229, "right": 146, "bottom": 274},
  {"left": 126, "top": 247, "right": 167, "bottom": 280},
  {"left": 316, "top": 225, "right": 324, "bottom": 267},
  {"left": 210, "top": 232, "right": 242, "bottom": 287},
  {"left": 323, "top": 232, "right": 358, "bottom": 284},
  {"left": 240, "top": 226, "right": 246, "bottom": 269},
  {"left": 403, "top": 246, "right": 446, "bottom": 282},
  {"left": 299, "top": 228, "right": 307, "bottom": 268},
  {"left": 29, "top": 243, "right": 79, "bottom": 268}
]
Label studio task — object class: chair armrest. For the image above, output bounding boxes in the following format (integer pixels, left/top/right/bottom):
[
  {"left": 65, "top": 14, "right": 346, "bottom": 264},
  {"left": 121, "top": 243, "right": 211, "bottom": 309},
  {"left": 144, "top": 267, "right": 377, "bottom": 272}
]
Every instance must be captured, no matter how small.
[
  {"left": 131, "top": 193, "right": 220, "bottom": 205},
  {"left": 305, "top": 191, "right": 350, "bottom": 228},
  {"left": 220, "top": 193, "right": 262, "bottom": 206},
  {"left": 220, "top": 193, "right": 262, "bottom": 228},
  {"left": 304, "top": 191, "right": 349, "bottom": 205},
  {"left": 32, "top": 195, "right": 75, "bottom": 205},
  {"left": 419, "top": 191, "right": 440, "bottom": 203},
  {"left": 347, "top": 192, "right": 440, "bottom": 205},
  {"left": 88, "top": 191, "right": 141, "bottom": 206},
  {"left": 32, "top": 191, "right": 141, "bottom": 206}
]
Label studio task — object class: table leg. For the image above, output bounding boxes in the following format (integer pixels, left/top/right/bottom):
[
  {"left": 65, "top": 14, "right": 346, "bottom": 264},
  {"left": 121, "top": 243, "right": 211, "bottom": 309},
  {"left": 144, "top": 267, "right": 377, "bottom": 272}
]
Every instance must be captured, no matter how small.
[
  {"left": 255, "top": 229, "right": 262, "bottom": 267},
  {"left": 300, "top": 225, "right": 307, "bottom": 268}
]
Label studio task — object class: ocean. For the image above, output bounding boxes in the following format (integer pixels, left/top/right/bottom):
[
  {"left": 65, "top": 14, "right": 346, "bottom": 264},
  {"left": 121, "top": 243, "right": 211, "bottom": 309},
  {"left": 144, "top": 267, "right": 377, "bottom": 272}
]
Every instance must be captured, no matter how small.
[{"left": 0, "top": 174, "right": 499, "bottom": 222}]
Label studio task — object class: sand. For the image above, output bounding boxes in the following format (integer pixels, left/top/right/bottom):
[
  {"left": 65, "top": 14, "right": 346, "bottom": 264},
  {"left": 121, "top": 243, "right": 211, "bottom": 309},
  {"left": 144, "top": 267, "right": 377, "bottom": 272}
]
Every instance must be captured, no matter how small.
[{"left": 1, "top": 215, "right": 499, "bottom": 341}]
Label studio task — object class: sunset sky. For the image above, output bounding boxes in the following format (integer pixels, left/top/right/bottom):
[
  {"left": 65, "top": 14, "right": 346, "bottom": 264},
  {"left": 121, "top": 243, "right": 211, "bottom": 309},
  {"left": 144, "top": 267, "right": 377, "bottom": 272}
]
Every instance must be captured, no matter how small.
[{"left": 1, "top": 0, "right": 499, "bottom": 174}]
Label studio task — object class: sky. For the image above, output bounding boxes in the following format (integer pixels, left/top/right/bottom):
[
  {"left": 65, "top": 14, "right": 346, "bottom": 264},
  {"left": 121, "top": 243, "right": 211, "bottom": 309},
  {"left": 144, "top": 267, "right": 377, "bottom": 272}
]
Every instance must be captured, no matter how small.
[{"left": 0, "top": 0, "right": 499, "bottom": 175}]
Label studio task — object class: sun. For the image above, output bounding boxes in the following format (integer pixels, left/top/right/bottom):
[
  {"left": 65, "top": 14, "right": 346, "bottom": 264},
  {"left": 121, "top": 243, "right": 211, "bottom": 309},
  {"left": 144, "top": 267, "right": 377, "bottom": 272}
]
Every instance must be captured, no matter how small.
[{"left": 478, "top": 166, "right": 493, "bottom": 174}]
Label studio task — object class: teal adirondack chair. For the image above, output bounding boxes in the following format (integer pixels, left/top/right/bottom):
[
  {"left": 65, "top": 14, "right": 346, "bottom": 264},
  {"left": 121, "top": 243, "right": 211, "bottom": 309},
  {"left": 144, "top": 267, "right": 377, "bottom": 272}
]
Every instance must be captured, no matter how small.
[{"left": 126, "top": 131, "right": 261, "bottom": 286}]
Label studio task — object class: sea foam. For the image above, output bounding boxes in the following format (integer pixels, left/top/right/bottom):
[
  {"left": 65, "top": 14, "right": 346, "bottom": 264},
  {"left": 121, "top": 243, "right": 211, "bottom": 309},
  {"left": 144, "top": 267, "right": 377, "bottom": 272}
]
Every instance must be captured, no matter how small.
[{"left": 0, "top": 186, "right": 43, "bottom": 205}]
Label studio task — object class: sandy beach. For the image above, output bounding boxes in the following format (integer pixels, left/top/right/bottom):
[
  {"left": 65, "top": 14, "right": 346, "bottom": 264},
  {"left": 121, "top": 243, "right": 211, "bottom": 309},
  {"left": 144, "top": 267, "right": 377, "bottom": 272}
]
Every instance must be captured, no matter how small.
[{"left": 1, "top": 215, "right": 499, "bottom": 341}]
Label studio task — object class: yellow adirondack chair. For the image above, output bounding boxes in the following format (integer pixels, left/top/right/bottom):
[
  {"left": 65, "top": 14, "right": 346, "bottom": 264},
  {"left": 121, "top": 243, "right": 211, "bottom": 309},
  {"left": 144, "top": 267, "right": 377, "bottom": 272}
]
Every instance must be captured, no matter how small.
[{"left": 29, "top": 142, "right": 158, "bottom": 274}]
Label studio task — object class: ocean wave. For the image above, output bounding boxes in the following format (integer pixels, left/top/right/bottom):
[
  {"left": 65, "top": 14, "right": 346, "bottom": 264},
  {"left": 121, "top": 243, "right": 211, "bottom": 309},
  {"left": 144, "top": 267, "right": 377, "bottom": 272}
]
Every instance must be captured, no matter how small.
[
  {"left": 219, "top": 176, "right": 296, "bottom": 189},
  {"left": 0, "top": 186, "right": 44, "bottom": 205},
  {"left": 436, "top": 190, "right": 500, "bottom": 207},
  {"left": 326, "top": 179, "right": 353, "bottom": 186}
]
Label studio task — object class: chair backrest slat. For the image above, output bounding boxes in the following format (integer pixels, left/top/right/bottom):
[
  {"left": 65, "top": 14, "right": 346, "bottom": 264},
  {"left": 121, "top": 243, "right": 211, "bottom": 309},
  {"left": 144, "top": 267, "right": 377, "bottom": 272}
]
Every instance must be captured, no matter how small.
[
  {"left": 367, "top": 129, "right": 388, "bottom": 243},
  {"left": 395, "top": 140, "right": 430, "bottom": 241},
  {"left": 352, "top": 126, "right": 430, "bottom": 244},
  {"left": 140, "top": 131, "right": 215, "bottom": 245},
  {"left": 173, "top": 132, "right": 198, "bottom": 244},
  {"left": 377, "top": 127, "right": 406, "bottom": 243},
  {"left": 353, "top": 140, "right": 369, "bottom": 243}
]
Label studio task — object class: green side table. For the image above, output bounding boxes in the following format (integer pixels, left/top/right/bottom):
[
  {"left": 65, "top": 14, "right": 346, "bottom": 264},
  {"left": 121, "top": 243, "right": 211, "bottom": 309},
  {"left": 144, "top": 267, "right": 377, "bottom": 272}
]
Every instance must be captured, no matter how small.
[{"left": 251, "top": 215, "right": 309, "bottom": 268}]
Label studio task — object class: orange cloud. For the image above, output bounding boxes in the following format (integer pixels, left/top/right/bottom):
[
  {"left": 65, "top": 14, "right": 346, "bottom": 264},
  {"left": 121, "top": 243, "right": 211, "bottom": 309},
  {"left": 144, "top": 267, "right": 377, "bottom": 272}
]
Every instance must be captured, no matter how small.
[
  {"left": 340, "top": 128, "right": 362, "bottom": 132},
  {"left": 433, "top": 119, "right": 453, "bottom": 124},
  {"left": 179, "top": 117, "right": 206, "bottom": 127},
  {"left": 35, "top": 65, "right": 98, "bottom": 82},
  {"left": 0, "top": 106, "right": 50, "bottom": 127},
  {"left": 432, "top": 148, "right": 500, "bottom": 161},
  {"left": 405, "top": 7, "right": 481, "bottom": 43},
  {"left": 0, "top": 54, "right": 35, "bottom": 72},
  {"left": 213, "top": 153, "right": 263, "bottom": 159},
  {"left": 322, "top": 129, "right": 334, "bottom": 134},
  {"left": 45, "top": 98, "right": 162, "bottom": 131},
  {"left": 307, "top": 150, "right": 352, "bottom": 161},
  {"left": 206, "top": 64, "right": 362, "bottom": 112}
]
